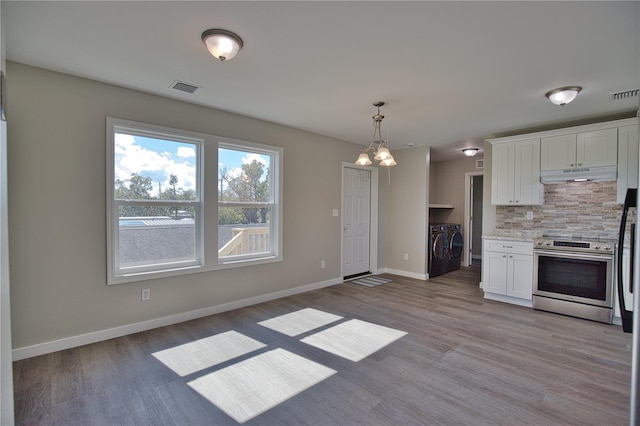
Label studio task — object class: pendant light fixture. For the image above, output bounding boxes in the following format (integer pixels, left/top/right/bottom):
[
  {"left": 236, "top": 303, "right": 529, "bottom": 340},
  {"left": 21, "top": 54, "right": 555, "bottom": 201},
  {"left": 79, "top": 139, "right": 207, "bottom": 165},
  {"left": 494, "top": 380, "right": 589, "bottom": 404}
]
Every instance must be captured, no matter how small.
[
  {"left": 355, "top": 101, "right": 397, "bottom": 167},
  {"left": 545, "top": 86, "right": 582, "bottom": 106},
  {"left": 201, "top": 29, "right": 244, "bottom": 62}
]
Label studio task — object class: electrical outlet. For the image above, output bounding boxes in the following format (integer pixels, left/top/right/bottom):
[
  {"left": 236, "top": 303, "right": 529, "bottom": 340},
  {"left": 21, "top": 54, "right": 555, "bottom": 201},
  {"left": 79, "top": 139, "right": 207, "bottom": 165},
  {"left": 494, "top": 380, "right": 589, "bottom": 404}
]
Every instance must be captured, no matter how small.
[
  {"left": 526, "top": 211, "right": 533, "bottom": 220},
  {"left": 321, "top": 260, "right": 326, "bottom": 269},
  {"left": 403, "top": 253, "right": 409, "bottom": 261},
  {"left": 141, "top": 288, "right": 151, "bottom": 301}
]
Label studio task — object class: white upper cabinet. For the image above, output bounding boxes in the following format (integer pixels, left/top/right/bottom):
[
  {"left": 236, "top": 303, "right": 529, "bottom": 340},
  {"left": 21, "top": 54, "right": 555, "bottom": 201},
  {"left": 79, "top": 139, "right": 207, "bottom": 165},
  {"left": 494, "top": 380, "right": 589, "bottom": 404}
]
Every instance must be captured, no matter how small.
[
  {"left": 489, "top": 117, "right": 637, "bottom": 206},
  {"left": 540, "top": 134, "right": 576, "bottom": 170},
  {"left": 491, "top": 138, "right": 542, "bottom": 205},
  {"left": 541, "top": 128, "right": 617, "bottom": 170},
  {"left": 577, "top": 128, "right": 618, "bottom": 167},
  {"left": 617, "top": 125, "right": 640, "bottom": 204}
]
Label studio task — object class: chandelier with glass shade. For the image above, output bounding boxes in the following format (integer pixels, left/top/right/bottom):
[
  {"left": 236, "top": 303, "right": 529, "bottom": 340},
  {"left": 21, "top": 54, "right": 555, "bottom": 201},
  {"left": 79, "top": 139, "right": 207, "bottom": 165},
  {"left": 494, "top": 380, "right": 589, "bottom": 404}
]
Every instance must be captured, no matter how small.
[{"left": 355, "top": 101, "right": 397, "bottom": 167}]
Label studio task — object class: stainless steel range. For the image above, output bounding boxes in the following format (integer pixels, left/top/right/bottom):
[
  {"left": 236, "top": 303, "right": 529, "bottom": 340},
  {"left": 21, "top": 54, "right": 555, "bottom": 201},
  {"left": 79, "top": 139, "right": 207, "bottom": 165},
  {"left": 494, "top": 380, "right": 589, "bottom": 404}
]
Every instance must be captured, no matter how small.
[{"left": 533, "top": 235, "right": 616, "bottom": 323}]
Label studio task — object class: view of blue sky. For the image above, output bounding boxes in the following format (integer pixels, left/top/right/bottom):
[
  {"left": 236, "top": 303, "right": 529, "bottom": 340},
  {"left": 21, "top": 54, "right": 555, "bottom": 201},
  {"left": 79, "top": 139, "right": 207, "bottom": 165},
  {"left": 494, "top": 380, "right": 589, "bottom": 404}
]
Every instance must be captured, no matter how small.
[{"left": 114, "top": 133, "right": 269, "bottom": 197}]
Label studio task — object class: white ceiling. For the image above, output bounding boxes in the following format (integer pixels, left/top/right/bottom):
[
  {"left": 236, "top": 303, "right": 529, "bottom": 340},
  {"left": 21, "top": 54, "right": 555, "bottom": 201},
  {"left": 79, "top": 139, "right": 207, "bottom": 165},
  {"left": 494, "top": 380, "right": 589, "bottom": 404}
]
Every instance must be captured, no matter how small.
[{"left": 4, "top": 1, "right": 639, "bottom": 161}]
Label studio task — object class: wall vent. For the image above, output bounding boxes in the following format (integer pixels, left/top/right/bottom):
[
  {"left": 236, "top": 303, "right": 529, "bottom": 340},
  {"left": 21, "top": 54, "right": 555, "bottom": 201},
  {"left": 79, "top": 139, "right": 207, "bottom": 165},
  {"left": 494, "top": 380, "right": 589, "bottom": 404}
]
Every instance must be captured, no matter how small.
[
  {"left": 476, "top": 159, "right": 484, "bottom": 169},
  {"left": 610, "top": 89, "right": 639, "bottom": 101},
  {"left": 171, "top": 80, "right": 200, "bottom": 94}
]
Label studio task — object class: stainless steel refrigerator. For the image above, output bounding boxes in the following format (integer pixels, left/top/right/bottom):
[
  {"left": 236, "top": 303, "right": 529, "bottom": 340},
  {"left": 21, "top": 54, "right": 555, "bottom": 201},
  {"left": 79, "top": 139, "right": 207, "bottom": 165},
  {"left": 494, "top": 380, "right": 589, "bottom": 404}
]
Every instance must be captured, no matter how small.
[{"left": 619, "top": 122, "right": 640, "bottom": 424}]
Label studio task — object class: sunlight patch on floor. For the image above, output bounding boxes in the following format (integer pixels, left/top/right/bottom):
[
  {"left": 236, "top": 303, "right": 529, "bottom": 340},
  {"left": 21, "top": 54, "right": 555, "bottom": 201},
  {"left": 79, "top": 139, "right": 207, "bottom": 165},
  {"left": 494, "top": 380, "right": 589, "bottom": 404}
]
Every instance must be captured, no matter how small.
[
  {"left": 152, "top": 309, "right": 407, "bottom": 423},
  {"left": 152, "top": 330, "right": 266, "bottom": 377},
  {"left": 301, "top": 319, "right": 407, "bottom": 362},
  {"left": 257, "top": 307, "right": 343, "bottom": 336},
  {"left": 187, "top": 348, "right": 336, "bottom": 423}
]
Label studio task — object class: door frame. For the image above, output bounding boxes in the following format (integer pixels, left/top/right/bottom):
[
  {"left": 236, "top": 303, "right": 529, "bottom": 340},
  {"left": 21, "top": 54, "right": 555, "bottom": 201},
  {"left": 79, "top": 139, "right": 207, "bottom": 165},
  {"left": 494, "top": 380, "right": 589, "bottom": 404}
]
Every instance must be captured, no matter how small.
[
  {"left": 464, "top": 171, "right": 483, "bottom": 267},
  {"left": 341, "top": 162, "right": 379, "bottom": 278}
]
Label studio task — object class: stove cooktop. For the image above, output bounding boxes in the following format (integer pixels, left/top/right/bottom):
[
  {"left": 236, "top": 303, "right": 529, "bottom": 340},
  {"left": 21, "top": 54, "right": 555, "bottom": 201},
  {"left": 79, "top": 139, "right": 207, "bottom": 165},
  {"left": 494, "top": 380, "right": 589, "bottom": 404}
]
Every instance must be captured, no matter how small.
[{"left": 533, "top": 235, "right": 616, "bottom": 254}]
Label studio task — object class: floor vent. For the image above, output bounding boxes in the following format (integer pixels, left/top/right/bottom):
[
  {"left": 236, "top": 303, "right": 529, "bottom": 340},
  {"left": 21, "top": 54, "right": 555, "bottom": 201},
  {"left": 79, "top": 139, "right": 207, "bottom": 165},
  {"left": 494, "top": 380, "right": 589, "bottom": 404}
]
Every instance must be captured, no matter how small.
[
  {"left": 610, "top": 89, "right": 639, "bottom": 101},
  {"left": 171, "top": 80, "right": 200, "bottom": 94}
]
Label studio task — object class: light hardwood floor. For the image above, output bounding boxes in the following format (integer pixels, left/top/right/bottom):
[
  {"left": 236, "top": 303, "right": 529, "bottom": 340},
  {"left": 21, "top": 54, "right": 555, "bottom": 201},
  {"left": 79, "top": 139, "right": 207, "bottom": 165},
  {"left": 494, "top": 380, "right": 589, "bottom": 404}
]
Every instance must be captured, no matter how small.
[{"left": 14, "top": 264, "right": 633, "bottom": 425}]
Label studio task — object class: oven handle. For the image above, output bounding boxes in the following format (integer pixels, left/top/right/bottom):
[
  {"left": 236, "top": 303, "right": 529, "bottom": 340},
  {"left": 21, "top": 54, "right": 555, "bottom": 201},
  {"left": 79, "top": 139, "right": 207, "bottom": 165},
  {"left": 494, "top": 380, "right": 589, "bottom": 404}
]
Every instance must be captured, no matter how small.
[{"left": 534, "top": 250, "right": 614, "bottom": 261}]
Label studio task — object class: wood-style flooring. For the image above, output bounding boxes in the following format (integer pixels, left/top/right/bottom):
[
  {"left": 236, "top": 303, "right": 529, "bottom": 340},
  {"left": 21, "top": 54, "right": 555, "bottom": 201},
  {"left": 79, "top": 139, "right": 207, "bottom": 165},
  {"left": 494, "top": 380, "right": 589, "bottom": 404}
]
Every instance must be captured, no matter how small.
[{"left": 13, "top": 264, "right": 633, "bottom": 425}]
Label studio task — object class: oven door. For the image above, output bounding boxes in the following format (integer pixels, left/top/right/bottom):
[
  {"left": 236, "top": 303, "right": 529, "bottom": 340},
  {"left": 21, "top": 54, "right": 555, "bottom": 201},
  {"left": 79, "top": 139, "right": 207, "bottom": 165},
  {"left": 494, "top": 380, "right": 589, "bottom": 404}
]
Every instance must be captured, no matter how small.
[{"left": 533, "top": 250, "right": 613, "bottom": 308}]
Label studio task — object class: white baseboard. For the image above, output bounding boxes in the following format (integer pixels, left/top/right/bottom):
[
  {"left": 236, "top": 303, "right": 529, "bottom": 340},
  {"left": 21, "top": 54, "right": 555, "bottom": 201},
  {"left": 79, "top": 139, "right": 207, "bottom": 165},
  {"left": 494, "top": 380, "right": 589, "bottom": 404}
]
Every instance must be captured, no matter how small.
[
  {"left": 12, "top": 277, "right": 343, "bottom": 361},
  {"left": 483, "top": 291, "right": 533, "bottom": 308},
  {"left": 378, "top": 268, "right": 427, "bottom": 281}
]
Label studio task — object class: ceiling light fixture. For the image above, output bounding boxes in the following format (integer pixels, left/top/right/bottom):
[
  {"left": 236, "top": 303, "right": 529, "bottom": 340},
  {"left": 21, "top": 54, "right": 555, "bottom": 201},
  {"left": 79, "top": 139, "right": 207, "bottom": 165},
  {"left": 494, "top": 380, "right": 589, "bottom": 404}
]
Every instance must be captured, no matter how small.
[
  {"left": 545, "top": 86, "right": 582, "bottom": 106},
  {"left": 201, "top": 29, "right": 244, "bottom": 62},
  {"left": 355, "top": 101, "right": 397, "bottom": 167},
  {"left": 462, "top": 148, "right": 479, "bottom": 157}
]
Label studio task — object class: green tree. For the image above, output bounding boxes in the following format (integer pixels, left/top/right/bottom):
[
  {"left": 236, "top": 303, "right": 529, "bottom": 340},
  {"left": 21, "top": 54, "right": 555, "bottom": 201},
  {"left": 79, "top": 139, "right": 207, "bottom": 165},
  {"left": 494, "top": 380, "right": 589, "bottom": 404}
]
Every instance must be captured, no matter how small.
[
  {"left": 169, "top": 174, "right": 178, "bottom": 198},
  {"left": 115, "top": 173, "right": 158, "bottom": 217},
  {"left": 115, "top": 173, "right": 197, "bottom": 218},
  {"left": 115, "top": 173, "right": 154, "bottom": 200},
  {"left": 221, "top": 160, "right": 269, "bottom": 224}
]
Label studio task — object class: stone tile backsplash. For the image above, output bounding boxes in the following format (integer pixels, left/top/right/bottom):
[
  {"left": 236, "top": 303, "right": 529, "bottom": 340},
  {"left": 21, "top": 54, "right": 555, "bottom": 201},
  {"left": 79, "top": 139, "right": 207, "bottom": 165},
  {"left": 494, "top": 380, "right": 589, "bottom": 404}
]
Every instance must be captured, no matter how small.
[{"left": 495, "top": 181, "right": 625, "bottom": 239}]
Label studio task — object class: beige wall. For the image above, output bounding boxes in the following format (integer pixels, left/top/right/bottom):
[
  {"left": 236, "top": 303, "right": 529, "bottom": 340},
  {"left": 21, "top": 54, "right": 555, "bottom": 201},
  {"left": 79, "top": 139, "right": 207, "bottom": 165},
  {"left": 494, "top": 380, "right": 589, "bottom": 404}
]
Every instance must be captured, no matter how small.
[
  {"left": 0, "top": 5, "right": 16, "bottom": 424},
  {"left": 378, "top": 145, "right": 429, "bottom": 277},
  {"left": 430, "top": 156, "right": 484, "bottom": 224},
  {"left": 7, "top": 62, "right": 366, "bottom": 349}
]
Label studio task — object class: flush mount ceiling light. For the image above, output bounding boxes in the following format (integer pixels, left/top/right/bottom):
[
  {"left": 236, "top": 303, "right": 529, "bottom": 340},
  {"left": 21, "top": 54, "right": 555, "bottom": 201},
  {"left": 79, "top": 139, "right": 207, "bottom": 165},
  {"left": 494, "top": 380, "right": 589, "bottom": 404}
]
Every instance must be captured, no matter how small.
[
  {"left": 201, "top": 29, "right": 243, "bottom": 62},
  {"left": 462, "top": 148, "right": 479, "bottom": 157},
  {"left": 355, "top": 101, "right": 397, "bottom": 167},
  {"left": 545, "top": 86, "right": 582, "bottom": 106}
]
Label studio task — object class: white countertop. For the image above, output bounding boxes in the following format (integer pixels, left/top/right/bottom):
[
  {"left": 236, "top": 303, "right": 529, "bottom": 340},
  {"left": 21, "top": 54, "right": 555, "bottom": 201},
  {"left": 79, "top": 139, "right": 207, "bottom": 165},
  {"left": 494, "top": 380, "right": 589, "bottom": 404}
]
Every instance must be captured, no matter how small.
[{"left": 482, "top": 231, "right": 543, "bottom": 242}]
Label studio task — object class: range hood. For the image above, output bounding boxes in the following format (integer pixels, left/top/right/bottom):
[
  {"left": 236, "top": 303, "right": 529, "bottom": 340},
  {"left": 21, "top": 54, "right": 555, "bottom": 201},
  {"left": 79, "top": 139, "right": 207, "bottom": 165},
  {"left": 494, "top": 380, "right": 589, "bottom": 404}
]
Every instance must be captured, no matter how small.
[{"left": 540, "top": 165, "right": 617, "bottom": 184}]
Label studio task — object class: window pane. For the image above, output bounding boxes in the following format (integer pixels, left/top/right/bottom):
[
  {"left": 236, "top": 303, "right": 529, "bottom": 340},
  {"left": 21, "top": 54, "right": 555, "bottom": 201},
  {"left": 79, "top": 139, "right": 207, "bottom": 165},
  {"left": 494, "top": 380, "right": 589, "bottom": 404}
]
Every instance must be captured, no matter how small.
[
  {"left": 114, "top": 132, "right": 198, "bottom": 201},
  {"left": 118, "top": 206, "right": 197, "bottom": 268},
  {"left": 218, "top": 207, "right": 271, "bottom": 257},
  {"left": 218, "top": 148, "right": 270, "bottom": 203}
]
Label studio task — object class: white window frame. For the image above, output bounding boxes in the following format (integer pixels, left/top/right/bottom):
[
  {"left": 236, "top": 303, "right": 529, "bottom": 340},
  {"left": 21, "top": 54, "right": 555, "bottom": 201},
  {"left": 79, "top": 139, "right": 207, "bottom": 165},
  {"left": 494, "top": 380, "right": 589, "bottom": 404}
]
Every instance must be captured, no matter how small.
[
  {"left": 217, "top": 139, "right": 282, "bottom": 267},
  {"left": 106, "top": 118, "right": 283, "bottom": 285}
]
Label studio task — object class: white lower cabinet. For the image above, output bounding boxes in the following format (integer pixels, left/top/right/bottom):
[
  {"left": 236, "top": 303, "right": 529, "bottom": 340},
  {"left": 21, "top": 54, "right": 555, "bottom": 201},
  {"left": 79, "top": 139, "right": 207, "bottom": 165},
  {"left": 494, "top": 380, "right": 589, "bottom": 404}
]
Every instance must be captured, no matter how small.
[{"left": 482, "top": 239, "right": 533, "bottom": 304}]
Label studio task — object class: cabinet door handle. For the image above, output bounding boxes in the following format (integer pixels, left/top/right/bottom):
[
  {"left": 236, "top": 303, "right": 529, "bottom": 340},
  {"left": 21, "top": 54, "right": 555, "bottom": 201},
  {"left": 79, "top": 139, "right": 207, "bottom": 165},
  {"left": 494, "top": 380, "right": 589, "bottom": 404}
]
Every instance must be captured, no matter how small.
[
  {"left": 570, "top": 163, "right": 574, "bottom": 167},
  {"left": 578, "top": 163, "right": 582, "bottom": 166},
  {"left": 509, "top": 255, "right": 513, "bottom": 258},
  {"left": 502, "top": 245, "right": 513, "bottom": 249},
  {"left": 502, "top": 255, "right": 507, "bottom": 258}
]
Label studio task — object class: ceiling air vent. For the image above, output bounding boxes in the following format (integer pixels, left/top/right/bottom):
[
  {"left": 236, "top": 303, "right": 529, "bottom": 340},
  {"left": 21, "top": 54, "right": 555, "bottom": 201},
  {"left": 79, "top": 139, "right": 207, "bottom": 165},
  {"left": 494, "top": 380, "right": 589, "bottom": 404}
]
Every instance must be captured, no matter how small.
[
  {"left": 610, "top": 89, "right": 639, "bottom": 101},
  {"left": 171, "top": 80, "right": 200, "bottom": 94}
]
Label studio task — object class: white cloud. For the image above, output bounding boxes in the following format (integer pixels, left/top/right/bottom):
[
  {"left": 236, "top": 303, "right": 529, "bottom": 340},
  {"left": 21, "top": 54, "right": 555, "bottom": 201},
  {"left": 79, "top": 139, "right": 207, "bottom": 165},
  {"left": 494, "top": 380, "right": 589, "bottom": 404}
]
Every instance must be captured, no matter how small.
[
  {"left": 227, "top": 167, "right": 243, "bottom": 180},
  {"left": 177, "top": 146, "right": 196, "bottom": 158},
  {"left": 242, "top": 153, "right": 268, "bottom": 166},
  {"left": 114, "top": 133, "right": 197, "bottom": 197}
]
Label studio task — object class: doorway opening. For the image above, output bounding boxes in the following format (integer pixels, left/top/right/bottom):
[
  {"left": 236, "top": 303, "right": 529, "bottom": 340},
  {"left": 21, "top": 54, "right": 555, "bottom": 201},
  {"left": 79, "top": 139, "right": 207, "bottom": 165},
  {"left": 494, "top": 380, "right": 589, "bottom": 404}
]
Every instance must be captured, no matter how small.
[{"left": 464, "top": 172, "right": 483, "bottom": 267}]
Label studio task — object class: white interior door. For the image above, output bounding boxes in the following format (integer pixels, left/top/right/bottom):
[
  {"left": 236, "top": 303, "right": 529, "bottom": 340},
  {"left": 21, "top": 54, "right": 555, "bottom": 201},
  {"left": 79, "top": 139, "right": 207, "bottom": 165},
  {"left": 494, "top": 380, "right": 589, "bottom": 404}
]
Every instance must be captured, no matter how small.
[{"left": 343, "top": 167, "right": 371, "bottom": 277}]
